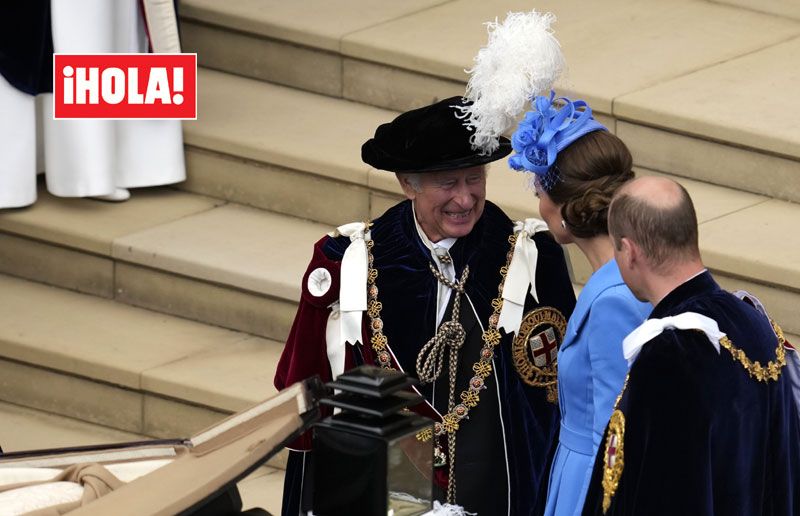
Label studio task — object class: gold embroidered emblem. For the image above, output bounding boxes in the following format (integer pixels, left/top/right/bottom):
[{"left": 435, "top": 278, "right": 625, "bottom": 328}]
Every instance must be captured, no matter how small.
[
  {"left": 512, "top": 307, "right": 566, "bottom": 402},
  {"left": 602, "top": 409, "right": 626, "bottom": 513}
]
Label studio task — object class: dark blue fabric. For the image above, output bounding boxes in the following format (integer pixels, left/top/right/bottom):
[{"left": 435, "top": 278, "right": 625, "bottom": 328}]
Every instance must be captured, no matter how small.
[
  {"left": 0, "top": 2, "right": 54, "bottom": 95},
  {"left": 281, "top": 450, "right": 311, "bottom": 516},
  {"left": 324, "top": 200, "right": 576, "bottom": 514},
  {"left": 582, "top": 271, "right": 800, "bottom": 515}
]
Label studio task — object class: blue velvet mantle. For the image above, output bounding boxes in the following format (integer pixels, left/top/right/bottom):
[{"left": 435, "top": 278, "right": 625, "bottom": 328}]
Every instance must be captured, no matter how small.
[{"left": 582, "top": 272, "right": 800, "bottom": 515}]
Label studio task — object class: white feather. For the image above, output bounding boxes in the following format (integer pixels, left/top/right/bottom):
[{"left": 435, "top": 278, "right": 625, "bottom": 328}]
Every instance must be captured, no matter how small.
[{"left": 459, "top": 11, "right": 565, "bottom": 154}]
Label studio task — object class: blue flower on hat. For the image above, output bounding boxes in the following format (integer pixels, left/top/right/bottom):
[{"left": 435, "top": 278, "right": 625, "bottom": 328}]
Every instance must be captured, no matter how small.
[{"left": 509, "top": 91, "right": 607, "bottom": 178}]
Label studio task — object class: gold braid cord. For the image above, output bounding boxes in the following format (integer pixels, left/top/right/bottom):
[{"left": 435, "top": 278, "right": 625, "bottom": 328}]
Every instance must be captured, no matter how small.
[
  {"left": 601, "top": 319, "right": 788, "bottom": 513},
  {"left": 364, "top": 234, "right": 516, "bottom": 442},
  {"left": 416, "top": 263, "right": 469, "bottom": 504}
]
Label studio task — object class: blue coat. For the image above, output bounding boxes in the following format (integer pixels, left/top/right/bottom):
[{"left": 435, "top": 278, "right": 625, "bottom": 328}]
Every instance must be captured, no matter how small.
[{"left": 544, "top": 259, "right": 650, "bottom": 516}]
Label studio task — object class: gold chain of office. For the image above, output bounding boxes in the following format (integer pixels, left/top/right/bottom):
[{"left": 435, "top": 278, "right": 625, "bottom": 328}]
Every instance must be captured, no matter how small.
[
  {"left": 720, "top": 318, "right": 787, "bottom": 382},
  {"left": 364, "top": 234, "right": 517, "bottom": 442}
]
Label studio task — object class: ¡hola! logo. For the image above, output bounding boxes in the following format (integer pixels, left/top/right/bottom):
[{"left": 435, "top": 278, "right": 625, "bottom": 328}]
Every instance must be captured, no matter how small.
[{"left": 53, "top": 53, "right": 196, "bottom": 119}]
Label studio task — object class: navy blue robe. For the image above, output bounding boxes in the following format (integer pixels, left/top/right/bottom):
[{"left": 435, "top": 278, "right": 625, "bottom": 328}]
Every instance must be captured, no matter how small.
[
  {"left": 276, "top": 200, "right": 576, "bottom": 515},
  {"left": 582, "top": 271, "right": 800, "bottom": 515}
]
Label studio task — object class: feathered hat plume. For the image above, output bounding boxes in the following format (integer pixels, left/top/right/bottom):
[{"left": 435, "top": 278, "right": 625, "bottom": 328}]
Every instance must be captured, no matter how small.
[{"left": 458, "top": 11, "right": 565, "bottom": 155}]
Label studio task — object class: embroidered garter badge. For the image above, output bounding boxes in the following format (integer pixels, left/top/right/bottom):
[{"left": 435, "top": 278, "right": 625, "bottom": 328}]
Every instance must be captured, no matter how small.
[
  {"left": 512, "top": 307, "right": 566, "bottom": 402},
  {"left": 307, "top": 267, "right": 332, "bottom": 297},
  {"left": 602, "top": 409, "right": 626, "bottom": 513}
]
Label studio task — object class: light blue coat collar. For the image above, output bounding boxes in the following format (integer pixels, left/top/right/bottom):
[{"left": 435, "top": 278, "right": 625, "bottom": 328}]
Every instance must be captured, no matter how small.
[{"left": 561, "top": 258, "right": 626, "bottom": 350}]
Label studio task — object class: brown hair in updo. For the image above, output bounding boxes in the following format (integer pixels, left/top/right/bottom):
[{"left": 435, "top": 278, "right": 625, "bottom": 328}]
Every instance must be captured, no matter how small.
[{"left": 547, "top": 130, "right": 634, "bottom": 239}]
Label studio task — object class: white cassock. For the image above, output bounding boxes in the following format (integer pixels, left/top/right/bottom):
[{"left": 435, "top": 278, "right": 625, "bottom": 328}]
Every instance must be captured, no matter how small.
[
  {"left": 0, "top": 73, "right": 37, "bottom": 208},
  {"left": 0, "top": 0, "right": 185, "bottom": 209}
]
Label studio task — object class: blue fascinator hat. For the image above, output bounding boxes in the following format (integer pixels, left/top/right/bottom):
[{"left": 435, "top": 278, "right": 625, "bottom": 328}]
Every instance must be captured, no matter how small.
[{"left": 509, "top": 91, "right": 606, "bottom": 190}]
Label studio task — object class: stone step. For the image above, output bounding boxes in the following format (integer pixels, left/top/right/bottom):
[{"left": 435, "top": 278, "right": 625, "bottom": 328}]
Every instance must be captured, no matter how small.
[
  {"left": 0, "top": 185, "right": 328, "bottom": 342},
  {"left": 183, "top": 68, "right": 390, "bottom": 227},
  {"left": 0, "top": 273, "right": 288, "bottom": 471},
  {"left": 713, "top": 0, "right": 800, "bottom": 20},
  {"left": 180, "top": 0, "right": 800, "bottom": 202},
  {"left": 0, "top": 400, "right": 143, "bottom": 452}
]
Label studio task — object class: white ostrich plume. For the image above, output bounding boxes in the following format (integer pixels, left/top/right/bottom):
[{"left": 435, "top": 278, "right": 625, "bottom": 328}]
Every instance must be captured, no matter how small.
[{"left": 458, "top": 10, "right": 565, "bottom": 154}]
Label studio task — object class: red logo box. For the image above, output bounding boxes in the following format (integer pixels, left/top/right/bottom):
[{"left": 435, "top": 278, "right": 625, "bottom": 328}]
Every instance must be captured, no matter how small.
[{"left": 53, "top": 53, "right": 197, "bottom": 119}]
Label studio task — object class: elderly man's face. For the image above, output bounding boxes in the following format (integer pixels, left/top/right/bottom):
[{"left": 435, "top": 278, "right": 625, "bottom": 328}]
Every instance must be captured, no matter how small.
[{"left": 400, "top": 166, "right": 487, "bottom": 243}]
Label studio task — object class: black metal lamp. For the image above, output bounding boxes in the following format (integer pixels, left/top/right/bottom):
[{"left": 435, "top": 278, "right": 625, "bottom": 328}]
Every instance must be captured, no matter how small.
[{"left": 311, "top": 365, "right": 433, "bottom": 516}]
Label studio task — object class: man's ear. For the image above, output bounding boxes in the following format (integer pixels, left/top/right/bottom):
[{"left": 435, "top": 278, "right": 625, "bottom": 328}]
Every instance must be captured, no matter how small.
[
  {"left": 620, "top": 237, "right": 637, "bottom": 269},
  {"left": 396, "top": 174, "right": 417, "bottom": 201}
]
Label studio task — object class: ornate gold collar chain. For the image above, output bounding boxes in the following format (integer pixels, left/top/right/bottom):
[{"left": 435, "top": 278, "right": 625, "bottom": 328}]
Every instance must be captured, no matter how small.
[
  {"left": 364, "top": 234, "right": 515, "bottom": 504},
  {"left": 364, "top": 234, "right": 515, "bottom": 438},
  {"left": 720, "top": 319, "right": 787, "bottom": 381}
]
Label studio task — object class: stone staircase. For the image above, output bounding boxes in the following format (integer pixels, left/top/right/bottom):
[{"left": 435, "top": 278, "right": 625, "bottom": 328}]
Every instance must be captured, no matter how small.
[{"left": 1, "top": 0, "right": 799, "bottom": 508}]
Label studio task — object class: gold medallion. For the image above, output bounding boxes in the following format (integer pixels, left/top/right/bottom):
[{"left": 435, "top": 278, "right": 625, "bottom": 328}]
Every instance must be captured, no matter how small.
[
  {"left": 602, "top": 409, "right": 626, "bottom": 513},
  {"left": 512, "top": 307, "right": 566, "bottom": 402}
]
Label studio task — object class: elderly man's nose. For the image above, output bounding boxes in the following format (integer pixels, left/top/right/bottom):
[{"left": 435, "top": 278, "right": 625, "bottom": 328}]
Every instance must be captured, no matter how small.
[{"left": 453, "top": 185, "right": 474, "bottom": 207}]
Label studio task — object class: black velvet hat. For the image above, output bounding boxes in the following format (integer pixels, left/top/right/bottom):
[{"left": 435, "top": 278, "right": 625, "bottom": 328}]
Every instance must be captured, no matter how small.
[{"left": 361, "top": 96, "right": 511, "bottom": 173}]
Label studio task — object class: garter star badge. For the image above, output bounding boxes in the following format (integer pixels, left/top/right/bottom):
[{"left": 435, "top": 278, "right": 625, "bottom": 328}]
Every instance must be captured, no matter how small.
[
  {"left": 602, "top": 409, "right": 626, "bottom": 513},
  {"left": 512, "top": 307, "right": 566, "bottom": 402}
]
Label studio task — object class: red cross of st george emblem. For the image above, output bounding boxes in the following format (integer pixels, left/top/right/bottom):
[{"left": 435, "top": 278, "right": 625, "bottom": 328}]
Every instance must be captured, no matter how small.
[
  {"left": 530, "top": 327, "right": 558, "bottom": 367},
  {"left": 606, "top": 434, "right": 618, "bottom": 468},
  {"left": 512, "top": 307, "right": 566, "bottom": 399}
]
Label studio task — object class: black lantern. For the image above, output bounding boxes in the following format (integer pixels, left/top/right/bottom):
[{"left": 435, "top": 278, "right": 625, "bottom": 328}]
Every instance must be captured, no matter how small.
[{"left": 311, "top": 365, "right": 434, "bottom": 516}]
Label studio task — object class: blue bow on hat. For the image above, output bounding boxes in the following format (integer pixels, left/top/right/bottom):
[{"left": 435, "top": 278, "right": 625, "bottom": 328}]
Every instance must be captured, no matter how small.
[{"left": 509, "top": 91, "right": 607, "bottom": 179}]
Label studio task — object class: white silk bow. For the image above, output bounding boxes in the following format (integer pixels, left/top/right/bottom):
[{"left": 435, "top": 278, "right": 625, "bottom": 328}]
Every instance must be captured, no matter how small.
[
  {"left": 333, "top": 222, "right": 369, "bottom": 347},
  {"left": 497, "top": 218, "right": 550, "bottom": 335},
  {"left": 622, "top": 312, "right": 724, "bottom": 365}
]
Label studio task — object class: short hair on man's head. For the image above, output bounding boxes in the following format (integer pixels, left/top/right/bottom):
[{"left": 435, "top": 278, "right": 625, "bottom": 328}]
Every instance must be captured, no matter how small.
[
  {"left": 397, "top": 172, "right": 423, "bottom": 192},
  {"left": 608, "top": 180, "right": 700, "bottom": 271}
]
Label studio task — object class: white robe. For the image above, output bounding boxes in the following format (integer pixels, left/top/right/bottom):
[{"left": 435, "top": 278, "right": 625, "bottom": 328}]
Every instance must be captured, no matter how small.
[{"left": 0, "top": 0, "right": 185, "bottom": 208}]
